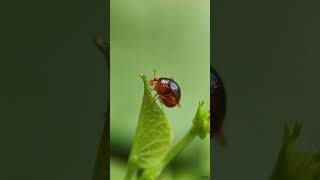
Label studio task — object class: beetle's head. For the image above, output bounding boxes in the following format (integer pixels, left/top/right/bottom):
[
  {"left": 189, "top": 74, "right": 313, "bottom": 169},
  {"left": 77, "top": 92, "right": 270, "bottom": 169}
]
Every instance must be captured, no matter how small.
[{"left": 149, "top": 69, "right": 158, "bottom": 87}]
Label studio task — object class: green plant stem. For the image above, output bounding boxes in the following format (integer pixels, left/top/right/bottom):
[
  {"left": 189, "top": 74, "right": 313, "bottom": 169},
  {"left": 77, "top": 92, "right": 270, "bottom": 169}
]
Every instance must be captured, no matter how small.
[
  {"left": 124, "top": 156, "right": 137, "bottom": 180},
  {"left": 92, "top": 118, "right": 109, "bottom": 180},
  {"left": 161, "top": 127, "right": 197, "bottom": 168},
  {"left": 139, "top": 127, "right": 197, "bottom": 180},
  {"left": 92, "top": 38, "right": 110, "bottom": 180}
]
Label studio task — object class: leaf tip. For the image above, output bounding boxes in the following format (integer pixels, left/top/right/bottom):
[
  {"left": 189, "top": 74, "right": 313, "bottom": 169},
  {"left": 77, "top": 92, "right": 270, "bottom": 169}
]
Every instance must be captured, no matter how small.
[
  {"left": 139, "top": 73, "right": 145, "bottom": 78},
  {"left": 139, "top": 73, "right": 150, "bottom": 90},
  {"left": 139, "top": 73, "right": 148, "bottom": 82},
  {"left": 292, "top": 119, "right": 302, "bottom": 140},
  {"left": 199, "top": 100, "right": 205, "bottom": 106}
]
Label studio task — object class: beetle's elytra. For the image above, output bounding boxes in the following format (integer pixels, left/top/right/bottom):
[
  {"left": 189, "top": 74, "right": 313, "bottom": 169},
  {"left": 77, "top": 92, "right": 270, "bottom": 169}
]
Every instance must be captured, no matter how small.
[
  {"left": 211, "top": 67, "right": 227, "bottom": 145},
  {"left": 149, "top": 70, "right": 181, "bottom": 108}
]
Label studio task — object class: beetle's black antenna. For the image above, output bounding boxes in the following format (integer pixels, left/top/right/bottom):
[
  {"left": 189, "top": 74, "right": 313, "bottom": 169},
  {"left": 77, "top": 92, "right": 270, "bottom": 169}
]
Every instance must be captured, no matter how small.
[{"left": 152, "top": 69, "right": 157, "bottom": 77}]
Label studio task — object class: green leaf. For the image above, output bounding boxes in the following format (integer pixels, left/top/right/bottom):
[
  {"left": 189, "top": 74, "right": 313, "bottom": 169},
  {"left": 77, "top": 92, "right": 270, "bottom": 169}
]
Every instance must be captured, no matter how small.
[
  {"left": 139, "top": 100, "right": 210, "bottom": 180},
  {"left": 128, "top": 73, "right": 173, "bottom": 169},
  {"left": 270, "top": 120, "right": 320, "bottom": 180}
]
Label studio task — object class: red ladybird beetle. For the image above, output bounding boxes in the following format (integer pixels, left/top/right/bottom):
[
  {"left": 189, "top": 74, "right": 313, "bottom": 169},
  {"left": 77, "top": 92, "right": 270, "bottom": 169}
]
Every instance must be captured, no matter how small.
[{"left": 149, "top": 70, "right": 181, "bottom": 108}]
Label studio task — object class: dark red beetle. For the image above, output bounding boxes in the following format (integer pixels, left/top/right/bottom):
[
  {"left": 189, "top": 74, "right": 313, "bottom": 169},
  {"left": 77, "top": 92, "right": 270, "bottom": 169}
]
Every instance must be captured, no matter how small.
[
  {"left": 211, "top": 67, "right": 227, "bottom": 145},
  {"left": 149, "top": 70, "right": 181, "bottom": 108}
]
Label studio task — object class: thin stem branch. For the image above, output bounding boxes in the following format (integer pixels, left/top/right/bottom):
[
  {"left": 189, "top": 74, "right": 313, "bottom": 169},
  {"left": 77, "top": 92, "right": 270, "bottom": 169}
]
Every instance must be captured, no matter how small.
[
  {"left": 92, "top": 38, "right": 110, "bottom": 180},
  {"left": 124, "top": 156, "right": 137, "bottom": 180},
  {"left": 161, "top": 127, "right": 197, "bottom": 167}
]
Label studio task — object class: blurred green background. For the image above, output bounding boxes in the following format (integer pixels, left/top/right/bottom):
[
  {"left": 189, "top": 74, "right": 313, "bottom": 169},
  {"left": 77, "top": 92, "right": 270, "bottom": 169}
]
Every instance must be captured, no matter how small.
[
  {"left": 212, "top": 0, "right": 320, "bottom": 179},
  {"left": 0, "top": 0, "right": 108, "bottom": 179},
  {"left": 110, "top": 0, "right": 210, "bottom": 179}
]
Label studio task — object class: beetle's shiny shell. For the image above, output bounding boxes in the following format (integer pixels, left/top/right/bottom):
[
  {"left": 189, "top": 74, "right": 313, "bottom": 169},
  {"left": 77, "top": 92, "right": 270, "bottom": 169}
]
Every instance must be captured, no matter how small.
[
  {"left": 156, "top": 78, "right": 181, "bottom": 107},
  {"left": 211, "top": 67, "right": 226, "bottom": 137}
]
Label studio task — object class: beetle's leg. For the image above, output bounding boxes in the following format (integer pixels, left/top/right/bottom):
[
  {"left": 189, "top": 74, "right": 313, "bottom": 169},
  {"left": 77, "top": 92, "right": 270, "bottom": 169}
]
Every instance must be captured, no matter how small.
[
  {"left": 152, "top": 95, "right": 160, "bottom": 104},
  {"left": 153, "top": 93, "right": 158, "bottom": 99},
  {"left": 152, "top": 95, "right": 164, "bottom": 110},
  {"left": 160, "top": 100, "right": 164, "bottom": 110},
  {"left": 148, "top": 83, "right": 153, "bottom": 90},
  {"left": 157, "top": 96, "right": 164, "bottom": 110},
  {"left": 149, "top": 84, "right": 157, "bottom": 92}
]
